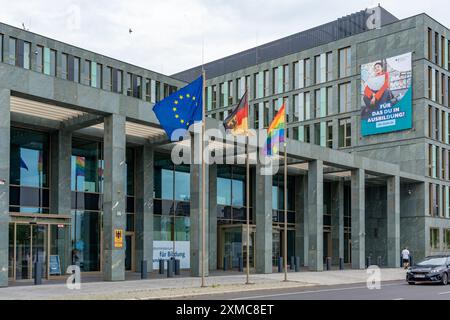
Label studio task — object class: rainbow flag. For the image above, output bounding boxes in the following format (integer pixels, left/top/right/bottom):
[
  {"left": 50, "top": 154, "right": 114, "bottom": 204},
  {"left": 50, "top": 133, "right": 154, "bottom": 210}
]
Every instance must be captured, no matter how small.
[
  {"left": 75, "top": 156, "right": 86, "bottom": 177},
  {"left": 265, "top": 103, "right": 286, "bottom": 156},
  {"left": 37, "top": 151, "right": 43, "bottom": 173}
]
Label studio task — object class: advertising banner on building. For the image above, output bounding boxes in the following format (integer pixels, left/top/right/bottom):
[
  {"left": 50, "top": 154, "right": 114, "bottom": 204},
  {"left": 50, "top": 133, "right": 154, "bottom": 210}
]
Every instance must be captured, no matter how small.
[
  {"left": 153, "top": 241, "right": 190, "bottom": 270},
  {"left": 361, "top": 52, "right": 413, "bottom": 136}
]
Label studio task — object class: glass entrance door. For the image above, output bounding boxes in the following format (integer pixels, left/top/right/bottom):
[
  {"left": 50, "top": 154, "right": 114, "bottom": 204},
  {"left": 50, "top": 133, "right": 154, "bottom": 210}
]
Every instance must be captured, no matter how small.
[
  {"left": 219, "top": 225, "right": 255, "bottom": 270},
  {"left": 15, "top": 224, "right": 32, "bottom": 280},
  {"left": 125, "top": 234, "right": 134, "bottom": 271},
  {"left": 13, "top": 224, "right": 48, "bottom": 280}
]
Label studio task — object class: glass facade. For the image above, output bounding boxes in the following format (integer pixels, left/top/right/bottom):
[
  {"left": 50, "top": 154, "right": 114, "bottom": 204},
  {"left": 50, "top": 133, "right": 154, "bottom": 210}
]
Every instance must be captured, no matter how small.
[
  {"left": 153, "top": 152, "right": 190, "bottom": 241},
  {"left": 217, "top": 165, "right": 250, "bottom": 225},
  {"left": 10, "top": 128, "right": 50, "bottom": 213}
]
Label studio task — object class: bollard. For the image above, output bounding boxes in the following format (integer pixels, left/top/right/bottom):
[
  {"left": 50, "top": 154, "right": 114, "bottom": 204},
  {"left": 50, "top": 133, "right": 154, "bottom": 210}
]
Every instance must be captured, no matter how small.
[
  {"left": 326, "top": 257, "right": 331, "bottom": 271},
  {"left": 159, "top": 259, "right": 165, "bottom": 274},
  {"left": 166, "top": 259, "right": 174, "bottom": 278},
  {"left": 223, "top": 256, "right": 228, "bottom": 271},
  {"left": 290, "top": 257, "right": 295, "bottom": 270},
  {"left": 339, "top": 257, "right": 344, "bottom": 270},
  {"left": 295, "top": 256, "right": 300, "bottom": 272},
  {"left": 409, "top": 256, "right": 413, "bottom": 267},
  {"left": 174, "top": 259, "right": 180, "bottom": 275},
  {"left": 141, "top": 260, "right": 148, "bottom": 279},
  {"left": 377, "top": 256, "right": 382, "bottom": 267},
  {"left": 238, "top": 257, "right": 243, "bottom": 272},
  {"left": 366, "top": 256, "right": 372, "bottom": 268},
  {"left": 278, "top": 257, "right": 283, "bottom": 273},
  {"left": 34, "top": 261, "right": 42, "bottom": 285}
]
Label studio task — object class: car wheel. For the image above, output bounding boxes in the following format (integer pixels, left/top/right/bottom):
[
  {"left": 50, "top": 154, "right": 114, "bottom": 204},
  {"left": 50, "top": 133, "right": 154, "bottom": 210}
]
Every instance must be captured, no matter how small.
[
  {"left": 408, "top": 281, "right": 415, "bottom": 285},
  {"left": 442, "top": 273, "right": 448, "bottom": 286}
]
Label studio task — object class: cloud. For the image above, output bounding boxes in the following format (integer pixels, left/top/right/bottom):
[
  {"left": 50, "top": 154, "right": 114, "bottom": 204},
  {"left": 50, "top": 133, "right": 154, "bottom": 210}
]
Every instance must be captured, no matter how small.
[{"left": 0, "top": 0, "right": 449, "bottom": 75}]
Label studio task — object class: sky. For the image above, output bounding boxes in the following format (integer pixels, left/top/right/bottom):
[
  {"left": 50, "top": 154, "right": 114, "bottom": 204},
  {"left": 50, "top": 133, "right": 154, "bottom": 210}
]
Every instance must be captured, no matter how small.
[{"left": 0, "top": 0, "right": 449, "bottom": 75}]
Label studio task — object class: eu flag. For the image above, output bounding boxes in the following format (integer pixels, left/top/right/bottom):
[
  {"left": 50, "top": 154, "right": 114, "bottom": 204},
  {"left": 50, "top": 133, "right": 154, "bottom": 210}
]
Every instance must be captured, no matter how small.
[{"left": 153, "top": 75, "right": 203, "bottom": 141}]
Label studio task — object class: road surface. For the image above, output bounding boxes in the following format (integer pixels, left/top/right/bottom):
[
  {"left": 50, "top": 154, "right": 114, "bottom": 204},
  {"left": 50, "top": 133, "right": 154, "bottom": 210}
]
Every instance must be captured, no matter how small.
[{"left": 183, "top": 280, "right": 450, "bottom": 300}]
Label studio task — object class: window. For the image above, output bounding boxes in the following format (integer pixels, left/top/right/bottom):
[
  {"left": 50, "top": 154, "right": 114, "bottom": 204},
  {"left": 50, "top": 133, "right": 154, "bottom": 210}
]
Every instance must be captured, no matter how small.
[
  {"left": 428, "top": 28, "right": 432, "bottom": 61},
  {"left": 304, "top": 125, "right": 311, "bottom": 143},
  {"left": 326, "top": 86, "right": 333, "bottom": 115},
  {"left": 339, "top": 82, "right": 351, "bottom": 113},
  {"left": 254, "top": 103, "right": 260, "bottom": 129},
  {"left": 326, "top": 121, "right": 333, "bottom": 148},
  {"left": 273, "top": 68, "right": 278, "bottom": 95},
  {"left": 339, "top": 118, "right": 351, "bottom": 147},
  {"left": 44, "top": 48, "right": 57, "bottom": 77},
  {"left": 95, "top": 63, "right": 102, "bottom": 88},
  {"left": 304, "top": 58, "right": 311, "bottom": 87},
  {"left": 442, "top": 110, "right": 446, "bottom": 142},
  {"left": 293, "top": 62, "right": 299, "bottom": 89},
  {"left": 435, "top": 108, "right": 439, "bottom": 139},
  {"left": 36, "top": 45, "right": 44, "bottom": 73},
  {"left": 435, "top": 32, "right": 439, "bottom": 63},
  {"left": 145, "top": 78, "right": 152, "bottom": 102},
  {"left": 430, "top": 228, "right": 440, "bottom": 250},
  {"left": 227, "top": 80, "right": 233, "bottom": 105},
  {"left": 339, "top": 47, "right": 351, "bottom": 78},
  {"left": 0, "top": 34, "right": 2, "bottom": 63},
  {"left": 85, "top": 60, "right": 92, "bottom": 85},
  {"left": 283, "top": 64, "right": 289, "bottom": 92},
  {"left": 445, "top": 229, "right": 450, "bottom": 250},
  {"left": 219, "top": 83, "right": 225, "bottom": 107},
  {"left": 293, "top": 94, "right": 299, "bottom": 122},
  {"left": 326, "top": 52, "right": 333, "bottom": 81},
  {"left": 263, "top": 70, "right": 269, "bottom": 97},
  {"left": 428, "top": 144, "right": 433, "bottom": 177},
  {"left": 110, "top": 69, "right": 123, "bottom": 94},
  {"left": 441, "top": 36, "right": 446, "bottom": 68},
  {"left": 61, "top": 53, "right": 68, "bottom": 80},
  {"left": 315, "top": 55, "right": 321, "bottom": 84},
  {"left": 254, "top": 72, "right": 262, "bottom": 99},
  {"left": 73, "top": 57, "right": 80, "bottom": 83},
  {"left": 304, "top": 92, "right": 311, "bottom": 120},
  {"left": 129, "top": 74, "right": 144, "bottom": 98},
  {"left": 428, "top": 106, "right": 433, "bottom": 138},
  {"left": 264, "top": 101, "right": 270, "bottom": 128},
  {"left": 8, "top": 38, "right": 30, "bottom": 69},
  {"left": 428, "top": 67, "right": 433, "bottom": 99},
  {"left": 211, "top": 85, "right": 217, "bottom": 109},
  {"left": 8, "top": 37, "right": 16, "bottom": 66},
  {"left": 314, "top": 89, "right": 321, "bottom": 118},
  {"left": 155, "top": 81, "right": 161, "bottom": 102},
  {"left": 431, "top": 184, "right": 440, "bottom": 216}
]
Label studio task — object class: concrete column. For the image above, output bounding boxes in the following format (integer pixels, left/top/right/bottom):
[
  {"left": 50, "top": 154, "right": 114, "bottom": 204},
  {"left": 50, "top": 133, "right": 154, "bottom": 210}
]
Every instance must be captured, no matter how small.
[
  {"left": 302, "top": 175, "right": 309, "bottom": 266},
  {"left": 294, "top": 176, "right": 304, "bottom": 264},
  {"left": 332, "top": 118, "right": 339, "bottom": 149},
  {"left": 135, "top": 145, "right": 153, "bottom": 273},
  {"left": 102, "top": 114, "right": 127, "bottom": 281},
  {"left": 331, "top": 180, "right": 344, "bottom": 265},
  {"left": 209, "top": 164, "right": 217, "bottom": 271},
  {"left": 0, "top": 89, "right": 10, "bottom": 287},
  {"left": 255, "top": 164, "right": 273, "bottom": 274},
  {"left": 351, "top": 168, "right": 365, "bottom": 269},
  {"left": 387, "top": 176, "right": 400, "bottom": 268},
  {"left": 308, "top": 160, "right": 323, "bottom": 271},
  {"left": 50, "top": 130, "right": 72, "bottom": 215},
  {"left": 190, "top": 132, "right": 209, "bottom": 277}
]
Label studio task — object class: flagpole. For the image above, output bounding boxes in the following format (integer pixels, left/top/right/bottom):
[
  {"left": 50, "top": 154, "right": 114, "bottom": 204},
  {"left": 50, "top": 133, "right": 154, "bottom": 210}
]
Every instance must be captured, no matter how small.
[
  {"left": 283, "top": 107, "right": 288, "bottom": 282},
  {"left": 245, "top": 92, "right": 251, "bottom": 285},
  {"left": 201, "top": 67, "right": 207, "bottom": 288}
]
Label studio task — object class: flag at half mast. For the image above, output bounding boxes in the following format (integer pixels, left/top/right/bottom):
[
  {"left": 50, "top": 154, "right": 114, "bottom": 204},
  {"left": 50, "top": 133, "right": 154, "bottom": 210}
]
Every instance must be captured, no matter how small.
[
  {"left": 223, "top": 91, "right": 249, "bottom": 135},
  {"left": 265, "top": 103, "right": 286, "bottom": 156}
]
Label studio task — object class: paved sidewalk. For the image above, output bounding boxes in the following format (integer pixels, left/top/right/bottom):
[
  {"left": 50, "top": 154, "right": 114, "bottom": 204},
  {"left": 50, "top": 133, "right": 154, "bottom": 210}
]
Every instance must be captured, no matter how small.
[{"left": 0, "top": 268, "right": 406, "bottom": 300}]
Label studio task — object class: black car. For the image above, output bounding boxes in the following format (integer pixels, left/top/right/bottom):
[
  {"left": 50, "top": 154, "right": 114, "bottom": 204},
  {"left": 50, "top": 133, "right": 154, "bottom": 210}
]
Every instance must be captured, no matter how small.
[{"left": 406, "top": 255, "right": 450, "bottom": 285}]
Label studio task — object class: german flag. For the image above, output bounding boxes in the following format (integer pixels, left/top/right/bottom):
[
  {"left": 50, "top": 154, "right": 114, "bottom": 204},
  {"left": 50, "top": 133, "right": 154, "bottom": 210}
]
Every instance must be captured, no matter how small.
[{"left": 223, "top": 91, "right": 249, "bottom": 135}]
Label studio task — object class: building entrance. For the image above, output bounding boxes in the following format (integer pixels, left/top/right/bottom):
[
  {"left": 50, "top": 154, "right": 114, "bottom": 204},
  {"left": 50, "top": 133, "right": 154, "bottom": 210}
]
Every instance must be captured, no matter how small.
[
  {"left": 218, "top": 225, "right": 255, "bottom": 270},
  {"left": 9, "top": 221, "right": 70, "bottom": 281}
]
